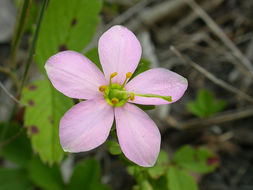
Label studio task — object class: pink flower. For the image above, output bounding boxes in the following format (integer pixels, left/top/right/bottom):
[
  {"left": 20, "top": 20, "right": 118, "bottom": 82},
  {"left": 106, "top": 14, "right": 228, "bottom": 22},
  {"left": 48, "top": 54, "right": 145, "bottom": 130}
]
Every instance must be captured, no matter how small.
[{"left": 45, "top": 25, "right": 188, "bottom": 167}]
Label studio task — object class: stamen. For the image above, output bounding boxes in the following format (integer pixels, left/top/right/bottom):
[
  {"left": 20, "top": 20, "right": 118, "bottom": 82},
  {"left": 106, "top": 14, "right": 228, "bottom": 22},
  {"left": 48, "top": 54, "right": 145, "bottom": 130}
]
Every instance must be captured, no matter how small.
[
  {"left": 110, "top": 72, "right": 118, "bottom": 86},
  {"left": 111, "top": 98, "right": 119, "bottom": 105},
  {"left": 126, "top": 72, "right": 132, "bottom": 79},
  {"left": 99, "top": 85, "right": 107, "bottom": 92},
  {"left": 129, "top": 93, "right": 135, "bottom": 101},
  {"left": 121, "top": 72, "right": 132, "bottom": 88}
]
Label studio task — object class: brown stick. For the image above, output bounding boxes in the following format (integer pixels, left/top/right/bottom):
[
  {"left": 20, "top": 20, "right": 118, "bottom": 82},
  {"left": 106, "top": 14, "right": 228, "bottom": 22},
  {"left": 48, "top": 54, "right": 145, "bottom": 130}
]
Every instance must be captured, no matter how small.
[
  {"left": 184, "top": 0, "right": 253, "bottom": 77},
  {"left": 170, "top": 46, "right": 253, "bottom": 103},
  {"left": 167, "top": 106, "right": 253, "bottom": 130}
]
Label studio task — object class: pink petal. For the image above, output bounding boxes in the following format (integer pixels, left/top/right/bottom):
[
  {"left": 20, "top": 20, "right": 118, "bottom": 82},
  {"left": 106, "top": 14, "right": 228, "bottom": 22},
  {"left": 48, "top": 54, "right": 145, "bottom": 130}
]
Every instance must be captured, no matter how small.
[
  {"left": 98, "top": 25, "right": 142, "bottom": 84},
  {"left": 45, "top": 51, "right": 107, "bottom": 99},
  {"left": 126, "top": 68, "right": 188, "bottom": 105},
  {"left": 60, "top": 99, "right": 114, "bottom": 152},
  {"left": 115, "top": 103, "right": 161, "bottom": 167}
]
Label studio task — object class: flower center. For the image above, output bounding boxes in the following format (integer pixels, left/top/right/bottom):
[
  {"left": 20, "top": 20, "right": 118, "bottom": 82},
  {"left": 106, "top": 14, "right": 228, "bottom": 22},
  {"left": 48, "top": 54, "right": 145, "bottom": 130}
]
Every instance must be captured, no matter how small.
[
  {"left": 99, "top": 72, "right": 173, "bottom": 107},
  {"left": 99, "top": 72, "right": 132, "bottom": 107}
]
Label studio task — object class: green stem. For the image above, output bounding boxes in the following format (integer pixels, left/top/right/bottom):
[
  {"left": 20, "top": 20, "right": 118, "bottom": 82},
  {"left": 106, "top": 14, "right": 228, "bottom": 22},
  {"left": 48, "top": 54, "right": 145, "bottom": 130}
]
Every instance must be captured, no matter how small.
[
  {"left": 18, "top": 0, "right": 48, "bottom": 96},
  {"left": 10, "top": 0, "right": 33, "bottom": 69},
  {"left": 0, "top": 66, "right": 19, "bottom": 89},
  {"left": 0, "top": 0, "right": 48, "bottom": 148}
]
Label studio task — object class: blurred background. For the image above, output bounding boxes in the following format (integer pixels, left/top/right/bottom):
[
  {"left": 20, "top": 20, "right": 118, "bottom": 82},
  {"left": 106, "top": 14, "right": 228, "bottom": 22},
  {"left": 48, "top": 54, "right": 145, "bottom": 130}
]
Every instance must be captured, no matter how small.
[{"left": 0, "top": 0, "right": 253, "bottom": 190}]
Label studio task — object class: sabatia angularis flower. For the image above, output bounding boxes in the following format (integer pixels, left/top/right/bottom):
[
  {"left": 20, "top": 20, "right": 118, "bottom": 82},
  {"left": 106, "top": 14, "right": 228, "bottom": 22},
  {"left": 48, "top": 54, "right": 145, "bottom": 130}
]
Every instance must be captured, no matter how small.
[{"left": 45, "top": 25, "right": 188, "bottom": 167}]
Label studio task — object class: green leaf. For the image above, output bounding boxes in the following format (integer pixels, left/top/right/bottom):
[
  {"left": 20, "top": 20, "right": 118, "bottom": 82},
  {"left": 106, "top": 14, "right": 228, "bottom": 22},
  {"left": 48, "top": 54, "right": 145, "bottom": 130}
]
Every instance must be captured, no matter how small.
[
  {"left": 28, "top": 157, "right": 65, "bottom": 190},
  {"left": 135, "top": 104, "right": 156, "bottom": 111},
  {"left": 0, "top": 168, "right": 33, "bottom": 190},
  {"left": 187, "top": 89, "right": 226, "bottom": 118},
  {"left": 139, "top": 180, "right": 153, "bottom": 190},
  {"left": 149, "top": 175, "right": 168, "bottom": 190},
  {"left": 106, "top": 140, "right": 122, "bottom": 155},
  {"left": 131, "top": 58, "right": 151, "bottom": 79},
  {"left": 67, "top": 158, "right": 111, "bottom": 190},
  {"left": 187, "top": 102, "right": 204, "bottom": 118},
  {"left": 147, "top": 150, "right": 169, "bottom": 179},
  {"left": 173, "top": 145, "right": 217, "bottom": 173},
  {"left": 0, "top": 123, "right": 32, "bottom": 167},
  {"left": 21, "top": 79, "right": 73, "bottom": 163},
  {"left": 167, "top": 166, "right": 198, "bottom": 190},
  {"left": 35, "top": 0, "right": 102, "bottom": 72}
]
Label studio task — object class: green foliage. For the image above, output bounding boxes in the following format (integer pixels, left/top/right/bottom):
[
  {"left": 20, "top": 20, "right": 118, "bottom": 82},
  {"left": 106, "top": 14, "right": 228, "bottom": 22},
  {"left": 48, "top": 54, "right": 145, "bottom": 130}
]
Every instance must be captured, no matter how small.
[
  {"left": 187, "top": 89, "right": 226, "bottom": 118},
  {"left": 167, "top": 166, "right": 197, "bottom": 190},
  {"left": 21, "top": 79, "right": 73, "bottom": 164},
  {"left": 67, "top": 158, "right": 110, "bottom": 190},
  {"left": 28, "top": 157, "right": 65, "bottom": 190},
  {"left": 173, "top": 145, "right": 218, "bottom": 173},
  {"left": 127, "top": 146, "right": 217, "bottom": 190},
  {"left": 35, "top": 0, "right": 102, "bottom": 73},
  {"left": 135, "top": 104, "right": 156, "bottom": 111},
  {"left": 147, "top": 151, "right": 169, "bottom": 179},
  {"left": 106, "top": 140, "right": 122, "bottom": 155},
  {"left": 132, "top": 58, "right": 151, "bottom": 78},
  {"left": 0, "top": 123, "right": 32, "bottom": 167},
  {"left": 0, "top": 168, "right": 33, "bottom": 190}
]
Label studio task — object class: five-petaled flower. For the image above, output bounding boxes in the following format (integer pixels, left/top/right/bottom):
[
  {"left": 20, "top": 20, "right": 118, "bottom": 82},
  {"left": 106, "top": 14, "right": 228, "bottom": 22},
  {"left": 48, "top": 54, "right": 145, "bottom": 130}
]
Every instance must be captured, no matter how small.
[{"left": 45, "top": 25, "right": 188, "bottom": 167}]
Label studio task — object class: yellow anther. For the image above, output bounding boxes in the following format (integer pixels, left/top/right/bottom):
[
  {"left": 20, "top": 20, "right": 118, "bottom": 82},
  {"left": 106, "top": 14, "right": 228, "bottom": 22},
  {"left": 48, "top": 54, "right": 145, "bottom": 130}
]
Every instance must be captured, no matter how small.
[
  {"left": 99, "top": 85, "right": 107, "bottom": 92},
  {"left": 126, "top": 72, "right": 132, "bottom": 79},
  {"left": 111, "top": 98, "right": 119, "bottom": 105},
  {"left": 110, "top": 72, "right": 118, "bottom": 86},
  {"left": 129, "top": 93, "right": 135, "bottom": 101},
  {"left": 110, "top": 72, "right": 118, "bottom": 79},
  {"left": 121, "top": 72, "right": 132, "bottom": 88}
]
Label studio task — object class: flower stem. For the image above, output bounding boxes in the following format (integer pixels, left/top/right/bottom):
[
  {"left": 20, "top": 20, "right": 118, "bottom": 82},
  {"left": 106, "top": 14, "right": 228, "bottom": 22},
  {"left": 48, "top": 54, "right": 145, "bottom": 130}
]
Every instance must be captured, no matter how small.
[
  {"left": 0, "top": 66, "right": 19, "bottom": 89},
  {"left": 10, "top": 0, "right": 33, "bottom": 69},
  {"left": 18, "top": 0, "right": 48, "bottom": 95}
]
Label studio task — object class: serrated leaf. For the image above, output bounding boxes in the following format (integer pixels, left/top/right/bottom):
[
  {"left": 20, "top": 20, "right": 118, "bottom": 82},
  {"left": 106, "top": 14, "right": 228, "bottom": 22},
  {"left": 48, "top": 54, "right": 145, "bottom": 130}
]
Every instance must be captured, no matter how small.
[
  {"left": 35, "top": 0, "right": 102, "bottom": 72},
  {"left": 28, "top": 157, "right": 65, "bottom": 190},
  {"left": 173, "top": 145, "right": 217, "bottom": 173},
  {"left": 67, "top": 158, "right": 111, "bottom": 190},
  {"left": 148, "top": 150, "right": 169, "bottom": 179},
  {"left": 106, "top": 140, "right": 122, "bottom": 155},
  {"left": 21, "top": 79, "right": 73, "bottom": 163},
  {"left": 210, "top": 100, "right": 226, "bottom": 114},
  {"left": 0, "top": 123, "right": 32, "bottom": 167},
  {"left": 187, "top": 89, "right": 226, "bottom": 118},
  {"left": 0, "top": 168, "right": 33, "bottom": 190},
  {"left": 167, "top": 166, "right": 198, "bottom": 190},
  {"left": 187, "top": 102, "right": 205, "bottom": 118}
]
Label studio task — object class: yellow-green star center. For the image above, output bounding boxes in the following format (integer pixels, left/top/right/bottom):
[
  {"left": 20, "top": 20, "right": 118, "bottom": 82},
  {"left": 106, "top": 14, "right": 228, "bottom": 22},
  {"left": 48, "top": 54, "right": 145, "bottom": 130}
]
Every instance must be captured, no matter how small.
[{"left": 104, "top": 83, "right": 128, "bottom": 107}]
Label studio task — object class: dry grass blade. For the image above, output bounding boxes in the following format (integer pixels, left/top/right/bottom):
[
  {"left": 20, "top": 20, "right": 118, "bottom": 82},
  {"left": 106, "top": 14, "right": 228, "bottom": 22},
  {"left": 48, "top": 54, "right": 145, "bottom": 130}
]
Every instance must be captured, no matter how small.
[
  {"left": 184, "top": 0, "right": 253, "bottom": 77},
  {"left": 170, "top": 46, "right": 253, "bottom": 103}
]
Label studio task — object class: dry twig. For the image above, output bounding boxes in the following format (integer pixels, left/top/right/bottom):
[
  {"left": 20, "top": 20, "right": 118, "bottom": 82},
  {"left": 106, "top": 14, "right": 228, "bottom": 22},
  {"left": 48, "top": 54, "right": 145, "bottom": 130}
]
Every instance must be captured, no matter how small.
[
  {"left": 184, "top": 0, "right": 253, "bottom": 77},
  {"left": 167, "top": 106, "right": 253, "bottom": 130},
  {"left": 0, "top": 81, "right": 26, "bottom": 106},
  {"left": 170, "top": 46, "right": 253, "bottom": 103}
]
